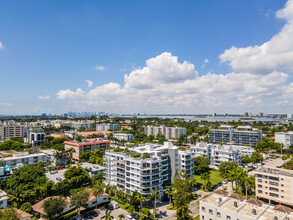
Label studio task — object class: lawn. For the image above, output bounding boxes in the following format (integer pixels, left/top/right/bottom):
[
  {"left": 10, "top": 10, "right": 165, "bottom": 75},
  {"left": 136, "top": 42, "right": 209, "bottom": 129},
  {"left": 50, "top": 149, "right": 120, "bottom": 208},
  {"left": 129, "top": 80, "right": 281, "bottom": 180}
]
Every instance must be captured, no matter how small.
[{"left": 193, "top": 170, "right": 224, "bottom": 186}]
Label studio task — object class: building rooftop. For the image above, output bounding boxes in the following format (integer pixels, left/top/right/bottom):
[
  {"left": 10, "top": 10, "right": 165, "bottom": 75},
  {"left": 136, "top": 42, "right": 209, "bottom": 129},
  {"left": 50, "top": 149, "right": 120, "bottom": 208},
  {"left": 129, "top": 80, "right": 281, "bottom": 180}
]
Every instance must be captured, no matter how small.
[
  {"left": 64, "top": 138, "right": 111, "bottom": 147},
  {"left": 0, "top": 190, "right": 8, "bottom": 201},
  {"left": 256, "top": 166, "right": 293, "bottom": 177},
  {"left": 258, "top": 206, "right": 287, "bottom": 220},
  {"left": 32, "top": 196, "right": 71, "bottom": 215}
]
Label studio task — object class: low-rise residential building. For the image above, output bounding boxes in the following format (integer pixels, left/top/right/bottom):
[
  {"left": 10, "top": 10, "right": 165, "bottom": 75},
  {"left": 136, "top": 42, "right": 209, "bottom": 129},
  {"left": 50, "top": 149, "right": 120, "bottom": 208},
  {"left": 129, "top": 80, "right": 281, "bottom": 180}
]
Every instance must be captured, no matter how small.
[
  {"left": 32, "top": 196, "right": 74, "bottom": 219},
  {"left": 1, "top": 152, "right": 48, "bottom": 168},
  {"left": 50, "top": 132, "right": 69, "bottom": 139},
  {"left": 255, "top": 166, "right": 293, "bottom": 207},
  {"left": 70, "top": 121, "right": 93, "bottom": 131},
  {"left": 76, "top": 130, "right": 112, "bottom": 137},
  {"left": 96, "top": 123, "right": 120, "bottom": 131},
  {"left": 46, "top": 162, "right": 105, "bottom": 183},
  {"left": 191, "top": 143, "right": 254, "bottom": 166},
  {"left": 0, "top": 165, "right": 12, "bottom": 179},
  {"left": 0, "top": 190, "right": 8, "bottom": 209},
  {"left": 113, "top": 133, "right": 134, "bottom": 141},
  {"left": 275, "top": 132, "right": 293, "bottom": 148},
  {"left": 200, "top": 189, "right": 292, "bottom": 220},
  {"left": 64, "top": 139, "right": 111, "bottom": 162},
  {"left": 15, "top": 209, "right": 33, "bottom": 220}
]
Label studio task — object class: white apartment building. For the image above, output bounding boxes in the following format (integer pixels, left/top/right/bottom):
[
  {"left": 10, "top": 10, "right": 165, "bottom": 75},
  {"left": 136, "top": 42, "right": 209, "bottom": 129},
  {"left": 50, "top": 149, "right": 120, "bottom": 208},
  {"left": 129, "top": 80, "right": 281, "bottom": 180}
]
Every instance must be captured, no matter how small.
[
  {"left": 255, "top": 166, "right": 293, "bottom": 207},
  {"left": 200, "top": 189, "right": 292, "bottom": 220},
  {"left": 104, "top": 142, "right": 192, "bottom": 197},
  {"left": 1, "top": 152, "right": 48, "bottom": 168},
  {"left": 0, "top": 166, "right": 12, "bottom": 179},
  {"left": 275, "top": 132, "right": 293, "bottom": 148},
  {"left": 191, "top": 143, "right": 254, "bottom": 166},
  {"left": 0, "top": 190, "right": 8, "bottom": 209},
  {"left": 144, "top": 125, "right": 186, "bottom": 139},
  {"left": 0, "top": 120, "right": 25, "bottom": 140},
  {"left": 96, "top": 123, "right": 120, "bottom": 131},
  {"left": 209, "top": 125, "right": 262, "bottom": 147},
  {"left": 25, "top": 127, "right": 46, "bottom": 146},
  {"left": 113, "top": 133, "right": 134, "bottom": 141}
]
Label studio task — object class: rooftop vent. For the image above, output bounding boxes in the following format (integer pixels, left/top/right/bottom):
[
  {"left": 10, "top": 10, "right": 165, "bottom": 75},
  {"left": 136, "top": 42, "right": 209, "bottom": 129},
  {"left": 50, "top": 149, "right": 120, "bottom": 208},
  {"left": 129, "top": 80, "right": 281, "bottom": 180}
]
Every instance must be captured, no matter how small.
[
  {"left": 234, "top": 201, "right": 238, "bottom": 207},
  {"left": 274, "top": 217, "right": 278, "bottom": 220}
]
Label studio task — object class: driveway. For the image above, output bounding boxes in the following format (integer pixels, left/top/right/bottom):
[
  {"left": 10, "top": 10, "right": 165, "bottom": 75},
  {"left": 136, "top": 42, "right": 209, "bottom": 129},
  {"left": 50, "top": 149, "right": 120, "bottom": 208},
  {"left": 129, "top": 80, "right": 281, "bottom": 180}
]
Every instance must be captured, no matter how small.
[{"left": 94, "top": 207, "right": 129, "bottom": 220}]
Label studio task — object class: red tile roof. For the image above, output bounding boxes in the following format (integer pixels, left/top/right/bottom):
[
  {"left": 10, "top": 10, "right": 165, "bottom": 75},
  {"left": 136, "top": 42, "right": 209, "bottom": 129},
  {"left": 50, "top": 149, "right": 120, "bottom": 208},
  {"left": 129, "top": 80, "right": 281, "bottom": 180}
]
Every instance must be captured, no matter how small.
[
  {"left": 77, "top": 131, "right": 113, "bottom": 136},
  {"left": 274, "top": 205, "right": 291, "bottom": 213},
  {"left": 32, "top": 196, "right": 70, "bottom": 215},
  {"left": 247, "top": 198, "right": 263, "bottom": 206},
  {"left": 16, "top": 209, "right": 33, "bottom": 218},
  {"left": 64, "top": 140, "right": 111, "bottom": 147}
]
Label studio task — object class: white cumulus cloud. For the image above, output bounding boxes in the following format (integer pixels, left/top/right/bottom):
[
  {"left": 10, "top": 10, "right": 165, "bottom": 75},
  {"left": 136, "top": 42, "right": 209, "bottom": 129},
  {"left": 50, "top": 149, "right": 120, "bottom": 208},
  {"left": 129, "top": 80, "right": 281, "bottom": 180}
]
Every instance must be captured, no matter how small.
[
  {"left": 85, "top": 80, "right": 93, "bottom": 88},
  {"left": 219, "top": 0, "right": 293, "bottom": 75},
  {"left": 37, "top": 95, "right": 51, "bottom": 100},
  {"left": 95, "top": 65, "right": 105, "bottom": 71},
  {"left": 56, "top": 0, "right": 293, "bottom": 113}
]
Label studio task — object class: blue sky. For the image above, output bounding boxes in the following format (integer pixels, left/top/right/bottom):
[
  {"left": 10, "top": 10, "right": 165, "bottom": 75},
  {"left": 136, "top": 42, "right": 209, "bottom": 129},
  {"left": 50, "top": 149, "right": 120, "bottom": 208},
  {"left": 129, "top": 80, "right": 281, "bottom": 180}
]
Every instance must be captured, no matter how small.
[{"left": 0, "top": 0, "right": 292, "bottom": 115}]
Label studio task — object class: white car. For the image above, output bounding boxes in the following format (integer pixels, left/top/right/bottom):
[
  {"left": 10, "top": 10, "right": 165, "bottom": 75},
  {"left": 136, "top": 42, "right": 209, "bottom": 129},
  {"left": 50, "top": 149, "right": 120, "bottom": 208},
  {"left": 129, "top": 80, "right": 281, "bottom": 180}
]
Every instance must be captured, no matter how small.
[{"left": 126, "top": 215, "right": 133, "bottom": 220}]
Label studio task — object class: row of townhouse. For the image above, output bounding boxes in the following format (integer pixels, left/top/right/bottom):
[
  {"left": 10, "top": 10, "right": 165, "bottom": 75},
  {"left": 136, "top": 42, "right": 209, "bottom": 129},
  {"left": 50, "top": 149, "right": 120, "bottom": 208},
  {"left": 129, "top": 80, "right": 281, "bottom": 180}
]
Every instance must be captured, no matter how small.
[
  {"left": 144, "top": 125, "right": 187, "bottom": 139},
  {"left": 200, "top": 189, "right": 292, "bottom": 220},
  {"left": 209, "top": 125, "right": 262, "bottom": 147},
  {"left": 104, "top": 142, "right": 194, "bottom": 197}
]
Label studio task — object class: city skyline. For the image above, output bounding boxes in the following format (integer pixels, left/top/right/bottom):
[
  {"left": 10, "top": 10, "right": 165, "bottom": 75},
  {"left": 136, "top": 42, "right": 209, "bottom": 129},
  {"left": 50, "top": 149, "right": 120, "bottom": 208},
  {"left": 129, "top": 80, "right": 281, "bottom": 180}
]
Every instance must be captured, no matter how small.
[{"left": 0, "top": 0, "right": 292, "bottom": 114}]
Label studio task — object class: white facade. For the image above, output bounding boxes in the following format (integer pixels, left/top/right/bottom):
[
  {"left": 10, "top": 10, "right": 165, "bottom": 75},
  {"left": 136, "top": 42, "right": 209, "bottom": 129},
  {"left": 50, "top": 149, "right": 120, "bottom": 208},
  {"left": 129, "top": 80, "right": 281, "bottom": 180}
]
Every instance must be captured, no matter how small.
[
  {"left": 104, "top": 142, "right": 193, "bottom": 197},
  {"left": 0, "top": 120, "right": 25, "bottom": 140},
  {"left": 0, "top": 190, "right": 8, "bottom": 209},
  {"left": 144, "top": 125, "right": 186, "bottom": 139},
  {"left": 96, "top": 123, "right": 120, "bottom": 131},
  {"left": 113, "top": 133, "right": 134, "bottom": 141},
  {"left": 1, "top": 152, "right": 48, "bottom": 168},
  {"left": 209, "top": 125, "right": 262, "bottom": 147},
  {"left": 275, "top": 132, "right": 293, "bottom": 148},
  {"left": 191, "top": 143, "right": 254, "bottom": 166},
  {"left": 25, "top": 127, "right": 46, "bottom": 146}
]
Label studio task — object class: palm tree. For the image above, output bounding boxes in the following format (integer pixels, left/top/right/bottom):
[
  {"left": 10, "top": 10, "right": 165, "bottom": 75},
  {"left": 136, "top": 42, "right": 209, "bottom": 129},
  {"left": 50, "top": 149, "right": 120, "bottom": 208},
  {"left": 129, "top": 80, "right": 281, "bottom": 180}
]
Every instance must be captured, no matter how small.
[
  {"left": 200, "top": 172, "right": 210, "bottom": 191},
  {"left": 118, "top": 214, "right": 125, "bottom": 220},
  {"left": 166, "top": 185, "right": 173, "bottom": 205},
  {"left": 66, "top": 148, "right": 75, "bottom": 163},
  {"left": 136, "top": 193, "right": 146, "bottom": 210},
  {"left": 101, "top": 210, "right": 114, "bottom": 220},
  {"left": 92, "top": 183, "right": 104, "bottom": 209},
  {"left": 147, "top": 189, "right": 159, "bottom": 217}
]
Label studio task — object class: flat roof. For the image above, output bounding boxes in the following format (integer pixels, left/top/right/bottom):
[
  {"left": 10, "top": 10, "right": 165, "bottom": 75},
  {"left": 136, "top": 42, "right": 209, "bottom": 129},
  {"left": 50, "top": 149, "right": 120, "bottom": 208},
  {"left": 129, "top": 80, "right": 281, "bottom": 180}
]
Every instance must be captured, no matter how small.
[
  {"left": 64, "top": 139, "right": 111, "bottom": 147},
  {"left": 258, "top": 207, "right": 287, "bottom": 220},
  {"left": 237, "top": 203, "right": 266, "bottom": 218}
]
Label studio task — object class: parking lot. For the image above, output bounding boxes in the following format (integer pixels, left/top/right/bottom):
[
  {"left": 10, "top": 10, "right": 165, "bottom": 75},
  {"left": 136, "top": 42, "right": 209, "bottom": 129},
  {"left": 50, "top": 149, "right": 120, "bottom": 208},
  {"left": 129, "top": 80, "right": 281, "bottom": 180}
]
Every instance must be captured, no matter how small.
[{"left": 95, "top": 207, "right": 129, "bottom": 220}]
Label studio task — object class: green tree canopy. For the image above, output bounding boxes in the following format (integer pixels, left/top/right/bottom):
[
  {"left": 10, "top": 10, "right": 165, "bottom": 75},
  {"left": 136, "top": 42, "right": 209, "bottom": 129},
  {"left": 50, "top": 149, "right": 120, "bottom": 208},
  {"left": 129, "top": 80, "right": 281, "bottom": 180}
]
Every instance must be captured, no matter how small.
[
  {"left": 193, "top": 156, "right": 210, "bottom": 175},
  {"left": 42, "top": 197, "right": 66, "bottom": 220},
  {"left": 218, "top": 161, "right": 238, "bottom": 179},
  {"left": 64, "top": 166, "right": 91, "bottom": 188}
]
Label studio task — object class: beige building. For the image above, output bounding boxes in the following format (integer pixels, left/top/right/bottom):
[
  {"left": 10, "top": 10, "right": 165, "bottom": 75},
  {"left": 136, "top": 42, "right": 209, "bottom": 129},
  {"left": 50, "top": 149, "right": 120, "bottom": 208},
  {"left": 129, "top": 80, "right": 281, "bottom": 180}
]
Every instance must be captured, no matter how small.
[
  {"left": 255, "top": 166, "right": 293, "bottom": 207},
  {"left": 64, "top": 138, "right": 111, "bottom": 161},
  {"left": 0, "top": 124, "right": 24, "bottom": 140},
  {"left": 200, "top": 189, "right": 292, "bottom": 220}
]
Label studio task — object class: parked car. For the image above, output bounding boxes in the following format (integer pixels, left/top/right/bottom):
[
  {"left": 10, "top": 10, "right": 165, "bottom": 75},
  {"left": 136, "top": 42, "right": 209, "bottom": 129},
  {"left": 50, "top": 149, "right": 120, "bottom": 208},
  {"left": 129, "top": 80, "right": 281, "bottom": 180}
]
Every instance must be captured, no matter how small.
[
  {"left": 89, "top": 211, "right": 98, "bottom": 217},
  {"left": 84, "top": 212, "right": 93, "bottom": 219},
  {"left": 105, "top": 204, "right": 114, "bottom": 210},
  {"left": 71, "top": 217, "right": 82, "bottom": 220},
  {"left": 212, "top": 184, "right": 218, "bottom": 190},
  {"left": 217, "top": 182, "right": 222, "bottom": 186},
  {"left": 126, "top": 215, "right": 133, "bottom": 220},
  {"left": 132, "top": 213, "right": 140, "bottom": 219},
  {"left": 222, "top": 180, "right": 227, "bottom": 184}
]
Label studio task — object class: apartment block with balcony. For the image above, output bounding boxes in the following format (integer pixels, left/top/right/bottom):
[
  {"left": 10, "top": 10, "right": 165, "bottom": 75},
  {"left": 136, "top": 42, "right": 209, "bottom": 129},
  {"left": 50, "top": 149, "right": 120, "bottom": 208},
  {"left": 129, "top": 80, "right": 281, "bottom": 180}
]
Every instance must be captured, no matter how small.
[
  {"left": 104, "top": 143, "right": 170, "bottom": 197},
  {"left": 1, "top": 152, "right": 48, "bottom": 168},
  {"left": 209, "top": 125, "right": 262, "bottom": 147},
  {"left": 113, "top": 133, "right": 134, "bottom": 141},
  {"left": 209, "top": 125, "right": 233, "bottom": 144},
  {"left": 96, "top": 123, "right": 120, "bottom": 131},
  {"left": 0, "top": 120, "right": 25, "bottom": 140},
  {"left": 190, "top": 143, "right": 254, "bottom": 166},
  {"left": 144, "top": 125, "right": 186, "bottom": 139},
  {"left": 64, "top": 138, "right": 111, "bottom": 162},
  {"left": 200, "top": 189, "right": 292, "bottom": 220},
  {"left": 0, "top": 190, "right": 8, "bottom": 209},
  {"left": 25, "top": 127, "right": 46, "bottom": 146},
  {"left": 255, "top": 166, "right": 293, "bottom": 207},
  {"left": 275, "top": 132, "right": 293, "bottom": 148}
]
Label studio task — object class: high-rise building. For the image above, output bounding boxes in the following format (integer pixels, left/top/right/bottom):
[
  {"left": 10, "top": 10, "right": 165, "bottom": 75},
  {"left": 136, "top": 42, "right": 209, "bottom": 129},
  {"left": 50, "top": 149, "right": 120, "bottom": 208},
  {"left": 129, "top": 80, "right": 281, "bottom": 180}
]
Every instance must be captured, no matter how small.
[
  {"left": 209, "top": 125, "right": 234, "bottom": 144},
  {"left": 104, "top": 142, "right": 193, "bottom": 197}
]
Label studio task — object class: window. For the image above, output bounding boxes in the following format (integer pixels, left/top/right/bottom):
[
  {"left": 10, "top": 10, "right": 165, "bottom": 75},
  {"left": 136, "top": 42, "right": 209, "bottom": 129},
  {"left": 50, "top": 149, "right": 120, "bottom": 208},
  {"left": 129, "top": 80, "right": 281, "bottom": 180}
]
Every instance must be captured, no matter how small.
[
  {"left": 202, "top": 207, "right": 206, "bottom": 212},
  {"left": 209, "top": 209, "right": 213, "bottom": 215},
  {"left": 202, "top": 216, "right": 204, "bottom": 220},
  {"left": 217, "top": 212, "right": 221, "bottom": 217},
  {"left": 226, "top": 216, "right": 231, "bottom": 220}
]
